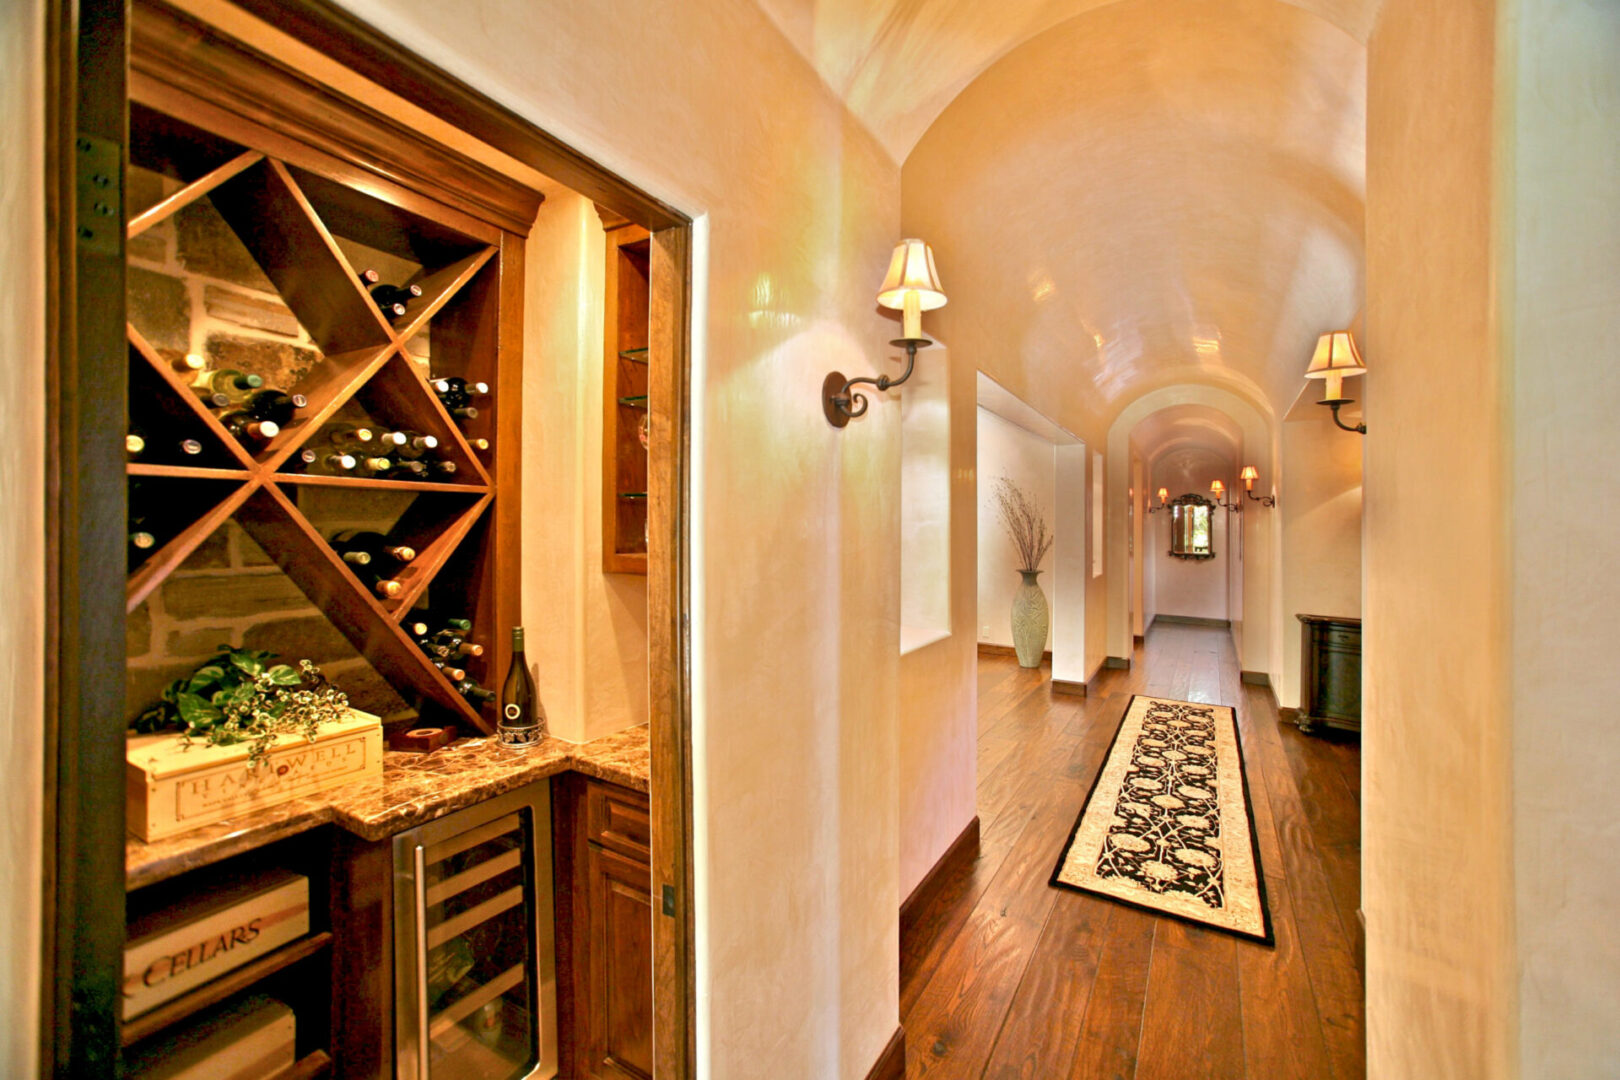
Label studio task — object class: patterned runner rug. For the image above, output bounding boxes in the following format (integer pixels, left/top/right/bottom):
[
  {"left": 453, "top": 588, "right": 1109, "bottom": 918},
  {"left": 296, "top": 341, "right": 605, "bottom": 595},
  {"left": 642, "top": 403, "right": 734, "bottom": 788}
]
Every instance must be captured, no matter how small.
[{"left": 1050, "top": 694, "right": 1273, "bottom": 944}]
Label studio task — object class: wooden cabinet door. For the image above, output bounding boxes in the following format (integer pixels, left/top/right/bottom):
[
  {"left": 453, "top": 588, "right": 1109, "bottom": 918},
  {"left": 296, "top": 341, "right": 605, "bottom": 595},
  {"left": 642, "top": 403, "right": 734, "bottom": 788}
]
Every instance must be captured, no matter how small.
[{"left": 584, "top": 844, "right": 653, "bottom": 1080}]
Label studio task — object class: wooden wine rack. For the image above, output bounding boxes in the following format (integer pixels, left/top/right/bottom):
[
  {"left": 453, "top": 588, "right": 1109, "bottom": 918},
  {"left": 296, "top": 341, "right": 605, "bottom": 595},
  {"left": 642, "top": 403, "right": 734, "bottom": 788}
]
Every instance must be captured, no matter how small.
[{"left": 125, "top": 39, "right": 540, "bottom": 734}]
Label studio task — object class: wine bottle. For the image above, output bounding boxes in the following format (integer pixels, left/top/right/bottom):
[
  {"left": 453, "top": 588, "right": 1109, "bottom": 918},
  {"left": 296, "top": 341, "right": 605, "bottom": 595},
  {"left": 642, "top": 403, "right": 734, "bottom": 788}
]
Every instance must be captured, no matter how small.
[
  {"left": 130, "top": 529, "right": 156, "bottom": 551},
  {"left": 125, "top": 432, "right": 146, "bottom": 459},
  {"left": 387, "top": 431, "right": 438, "bottom": 457},
  {"left": 219, "top": 411, "right": 278, "bottom": 448},
  {"left": 193, "top": 369, "right": 263, "bottom": 406},
  {"left": 432, "top": 461, "right": 458, "bottom": 477},
  {"left": 469, "top": 438, "right": 491, "bottom": 452},
  {"left": 369, "top": 282, "right": 422, "bottom": 310},
  {"left": 446, "top": 617, "right": 472, "bottom": 632},
  {"left": 406, "top": 618, "right": 431, "bottom": 638},
  {"left": 173, "top": 352, "right": 206, "bottom": 374},
  {"left": 357, "top": 455, "right": 395, "bottom": 476},
  {"left": 434, "top": 662, "right": 467, "bottom": 683},
  {"left": 374, "top": 578, "right": 403, "bottom": 599},
  {"left": 243, "top": 388, "right": 308, "bottom": 427},
  {"left": 299, "top": 448, "right": 357, "bottom": 473},
  {"left": 454, "top": 640, "right": 484, "bottom": 658},
  {"left": 340, "top": 550, "right": 372, "bottom": 567},
  {"left": 179, "top": 438, "right": 203, "bottom": 457},
  {"left": 498, "top": 626, "right": 544, "bottom": 748},
  {"left": 450, "top": 405, "right": 478, "bottom": 420},
  {"left": 330, "top": 529, "right": 416, "bottom": 572},
  {"left": 459, "top": 681, "right": 497, "bottom": 704},
  {"left": 329, "top": 424, "right": 376, "bottom": 451},
  {"left": 358, "top": 268, "right": 381, "bottom": 286}
]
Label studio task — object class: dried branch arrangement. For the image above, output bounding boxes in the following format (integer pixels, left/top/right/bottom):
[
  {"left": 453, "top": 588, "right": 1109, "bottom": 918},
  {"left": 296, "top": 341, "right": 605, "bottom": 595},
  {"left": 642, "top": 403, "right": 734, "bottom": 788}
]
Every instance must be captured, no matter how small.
[{"left": 992, "top": 475, "right": 1054, "bottom": 572}]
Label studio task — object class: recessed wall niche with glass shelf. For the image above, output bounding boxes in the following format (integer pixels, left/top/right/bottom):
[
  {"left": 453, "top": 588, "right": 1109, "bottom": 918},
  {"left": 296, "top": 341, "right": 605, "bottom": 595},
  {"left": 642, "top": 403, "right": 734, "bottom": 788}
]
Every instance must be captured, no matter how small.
[
  {"left": 602, "top": 223, "right": 651, "bottom": 574},
  {"left": 124, "top": 48, "right": 536, "bottom": 736}
]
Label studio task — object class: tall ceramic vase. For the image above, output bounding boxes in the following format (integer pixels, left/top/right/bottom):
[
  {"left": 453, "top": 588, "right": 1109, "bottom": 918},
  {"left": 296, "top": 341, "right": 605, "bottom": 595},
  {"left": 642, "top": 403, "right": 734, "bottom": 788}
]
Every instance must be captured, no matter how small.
[{"left": 1011, "top": 570, "right": 1050, "bottom": 669}]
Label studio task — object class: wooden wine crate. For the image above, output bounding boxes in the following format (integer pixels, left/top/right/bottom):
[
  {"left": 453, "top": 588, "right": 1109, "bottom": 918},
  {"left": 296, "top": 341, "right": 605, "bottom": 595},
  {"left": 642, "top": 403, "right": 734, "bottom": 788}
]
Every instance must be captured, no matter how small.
[
  {"left": 124, "top": 994, "right": 295, "bottom": 1079},
  {"left": 123, "top": 870, "right": 309, "bottom": 1020},
  {"left": 126, "top": 709, "right": 382, "bottom": 841}
]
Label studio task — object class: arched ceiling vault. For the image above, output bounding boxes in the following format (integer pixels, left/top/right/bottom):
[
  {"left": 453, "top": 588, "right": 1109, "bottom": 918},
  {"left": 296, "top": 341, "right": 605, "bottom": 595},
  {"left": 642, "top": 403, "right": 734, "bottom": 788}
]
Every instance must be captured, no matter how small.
[
  {"left": 899, "top": 0, "right": 1367, "bottom": 437},
  {"left": 753, "top": 0, "right": 1380, "bottom": 162}
]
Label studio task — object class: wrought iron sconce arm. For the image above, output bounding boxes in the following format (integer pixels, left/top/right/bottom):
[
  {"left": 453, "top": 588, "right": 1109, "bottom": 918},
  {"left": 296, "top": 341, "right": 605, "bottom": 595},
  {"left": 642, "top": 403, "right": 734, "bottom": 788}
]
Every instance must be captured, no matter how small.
[
  {"left": 822, "top": 337, "right": 926, "bottom": 427},
  {"left": 1325, "top": 399, "right": 1366, "bottom": 435},
  {"left": 1245, "top": 488, "right": 1277, "bottom": 508}
]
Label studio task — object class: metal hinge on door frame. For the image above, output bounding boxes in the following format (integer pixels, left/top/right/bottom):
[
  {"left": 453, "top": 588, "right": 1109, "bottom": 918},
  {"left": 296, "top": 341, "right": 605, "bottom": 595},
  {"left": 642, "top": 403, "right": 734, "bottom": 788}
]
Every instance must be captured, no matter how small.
[{"left": 74, "top": 132, "right": 121, "bottom": 257}]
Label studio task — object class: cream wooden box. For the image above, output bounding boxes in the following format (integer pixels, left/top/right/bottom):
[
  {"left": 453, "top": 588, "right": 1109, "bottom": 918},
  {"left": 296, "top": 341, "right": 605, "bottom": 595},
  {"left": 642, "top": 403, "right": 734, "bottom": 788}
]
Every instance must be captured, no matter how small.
[
  {"left": 126, "top": 710, "right": 382, "bottom": 841},
  {"left": 123, "top": 871, "right": 309, "bottom": 1021}
]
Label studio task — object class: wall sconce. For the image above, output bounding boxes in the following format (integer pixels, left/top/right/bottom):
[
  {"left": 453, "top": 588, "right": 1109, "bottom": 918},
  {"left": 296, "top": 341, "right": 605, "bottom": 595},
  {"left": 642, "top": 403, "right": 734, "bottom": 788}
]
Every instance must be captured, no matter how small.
[
  {"left": 1210, "top": 478, "right": 1242, "bottom": 513},
  {"left": 1305, "top": 330, "right": 1367, "bottom": 434},
  {"left": 823, "top": 239, "right": 947, "bottom": 428},
  {"left": 1239, "top": 465, "right": 1276, "bottom": 507},
  {"left": 1147, "top": 486, "right": 1171, "bottom": 514}
]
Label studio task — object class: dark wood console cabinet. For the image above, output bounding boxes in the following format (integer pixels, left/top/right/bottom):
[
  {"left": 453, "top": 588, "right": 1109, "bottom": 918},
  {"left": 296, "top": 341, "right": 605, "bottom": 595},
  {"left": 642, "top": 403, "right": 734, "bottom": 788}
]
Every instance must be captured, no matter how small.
[
  {"left": 554, "top": 775, "right": 653, "bottom": 1080},
  {"left": 1296, "top": 613, "right": 1362, "bottom": 734}
]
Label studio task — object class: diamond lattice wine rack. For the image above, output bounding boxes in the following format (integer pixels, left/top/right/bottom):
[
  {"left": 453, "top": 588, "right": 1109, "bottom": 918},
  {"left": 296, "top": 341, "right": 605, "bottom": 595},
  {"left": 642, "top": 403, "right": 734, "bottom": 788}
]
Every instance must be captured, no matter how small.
[{"left": 124, "top": 92, "right": 531, "bottom": 734}]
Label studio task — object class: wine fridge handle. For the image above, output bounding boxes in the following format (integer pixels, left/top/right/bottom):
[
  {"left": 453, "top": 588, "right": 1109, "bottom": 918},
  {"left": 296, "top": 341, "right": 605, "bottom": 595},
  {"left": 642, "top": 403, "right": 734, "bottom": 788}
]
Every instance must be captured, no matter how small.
[{"left": 413, "top": 843, "right": 431, "bottom": 1080}]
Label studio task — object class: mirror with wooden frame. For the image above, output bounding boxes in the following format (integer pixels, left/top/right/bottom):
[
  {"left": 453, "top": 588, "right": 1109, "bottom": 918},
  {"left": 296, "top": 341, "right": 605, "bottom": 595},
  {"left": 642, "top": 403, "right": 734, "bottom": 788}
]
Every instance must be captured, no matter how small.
[{"left": 1169, "top": 493, "right": 1216, "bottom": 560}]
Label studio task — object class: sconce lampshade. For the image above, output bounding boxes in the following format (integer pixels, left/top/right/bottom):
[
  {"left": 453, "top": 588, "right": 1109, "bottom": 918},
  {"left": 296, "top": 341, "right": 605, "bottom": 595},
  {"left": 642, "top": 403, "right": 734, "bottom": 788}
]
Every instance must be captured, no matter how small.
[
  {"left": 1240, "top": 465, "right": 1259, "bottom": 490},
  {"left": 1157, "top": 487, "right": 1168, "bottom": 504},
  {"left": 877, "top": 239, "right": 947, "bottom": 339},
  {"left": 1210, "top": 479, "right": 1226, "bottom": 498},
  {"left": 1305, "top": 330, "right": 1366, "bottom": 403}
]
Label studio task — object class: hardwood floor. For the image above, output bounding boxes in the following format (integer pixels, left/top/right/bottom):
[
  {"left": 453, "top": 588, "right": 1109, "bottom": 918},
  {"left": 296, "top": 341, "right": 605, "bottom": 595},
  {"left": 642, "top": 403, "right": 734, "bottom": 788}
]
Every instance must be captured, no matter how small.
[{"left": 901, "top": 624, "right": 1364, "bottom": 1079}]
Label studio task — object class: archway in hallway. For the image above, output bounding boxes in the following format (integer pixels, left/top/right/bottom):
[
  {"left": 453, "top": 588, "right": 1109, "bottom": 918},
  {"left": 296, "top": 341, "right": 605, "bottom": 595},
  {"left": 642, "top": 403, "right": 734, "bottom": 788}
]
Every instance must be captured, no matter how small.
[{"left": 1105, "top": 384, "right": 1281, "bottom": 683}]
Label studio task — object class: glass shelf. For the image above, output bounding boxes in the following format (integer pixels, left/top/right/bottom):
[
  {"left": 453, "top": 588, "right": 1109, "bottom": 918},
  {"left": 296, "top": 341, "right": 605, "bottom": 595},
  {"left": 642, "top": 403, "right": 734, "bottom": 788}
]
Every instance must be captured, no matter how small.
[
  {"left": 617, "top": 395, "right": 648, "bottom": 409},
  {"left": 617, "top": 492, "right": 647, "bottom": 500},
  {"left": 618, "top": 348, "right": 649, "bottom": 364}
]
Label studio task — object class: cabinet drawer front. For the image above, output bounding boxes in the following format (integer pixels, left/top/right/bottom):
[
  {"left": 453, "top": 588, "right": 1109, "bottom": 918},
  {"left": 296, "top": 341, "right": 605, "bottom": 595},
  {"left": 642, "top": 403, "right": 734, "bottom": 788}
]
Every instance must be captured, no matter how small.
[
  {"left": 1324, "top": 627, "right": 1360, "bottom": 647},
  {"left": 587, "top": 782, "right": 651, "bottom": 863}
]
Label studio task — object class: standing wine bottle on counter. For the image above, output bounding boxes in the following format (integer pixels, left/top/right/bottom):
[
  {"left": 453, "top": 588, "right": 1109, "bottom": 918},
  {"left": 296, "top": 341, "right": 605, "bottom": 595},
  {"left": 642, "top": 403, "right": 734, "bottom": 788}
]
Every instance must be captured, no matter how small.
[{"left": 498, "top": 626, "right": 545, "bottom": 749}]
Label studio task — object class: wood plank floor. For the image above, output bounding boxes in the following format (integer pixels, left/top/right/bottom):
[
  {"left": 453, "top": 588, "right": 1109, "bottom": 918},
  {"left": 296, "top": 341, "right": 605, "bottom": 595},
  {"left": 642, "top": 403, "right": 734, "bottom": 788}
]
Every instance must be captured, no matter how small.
[{"left": 901, "top": 624, "right": 1364, "bottom": 1079}]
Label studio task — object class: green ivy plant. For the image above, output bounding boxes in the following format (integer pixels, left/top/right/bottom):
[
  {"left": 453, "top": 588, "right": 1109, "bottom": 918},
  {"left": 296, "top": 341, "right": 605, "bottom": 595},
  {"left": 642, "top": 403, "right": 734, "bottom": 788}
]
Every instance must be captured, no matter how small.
[{"left": 133, "top": 647, "right": 351, "bottom": 767}]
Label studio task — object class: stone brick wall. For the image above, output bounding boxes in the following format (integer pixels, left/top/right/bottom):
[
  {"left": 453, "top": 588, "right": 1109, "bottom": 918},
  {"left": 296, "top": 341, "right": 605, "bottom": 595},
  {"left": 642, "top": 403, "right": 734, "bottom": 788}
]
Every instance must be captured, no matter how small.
[{"left": 125, "top": 165, "right": 419, "bottom": 725}]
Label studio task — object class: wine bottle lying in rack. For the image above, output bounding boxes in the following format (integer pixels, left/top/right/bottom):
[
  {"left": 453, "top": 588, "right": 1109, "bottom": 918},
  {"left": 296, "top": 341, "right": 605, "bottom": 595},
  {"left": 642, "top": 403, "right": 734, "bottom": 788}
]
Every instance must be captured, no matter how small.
[
  {"left": 126, "top": 433, "right": 145, "bottom": 459},
  {"left": 298, "top": 448, "right": 357, "bottom": 474},
  {"left": 385, "top": 431, "right": 438, "bottom": 457},
  {"left": 243, "top": 388, "right": 308, "bottom": 427},
  {"left": 330, "top": 530, "right": 416, "bottom": 574},
  {"left": 172, "top": 352, "right": 206, "bottom": 374},
  {"left": 369, "top": 282, "right": 422, "bottom": 317},
  {"left": 329, "top": 423, "right": 376, "bottom": 452},
  {"left": 469, "top": 438, "right": 490, "bottom": 452},
  {"left": 458, "top": 680, "right": 497, "bottom": 704},
  {"left": 192, "top": 368, "right": 262, "bottom": 408},
  {"left": 219, "top": 411, "right": 278, "bottom": 449}
]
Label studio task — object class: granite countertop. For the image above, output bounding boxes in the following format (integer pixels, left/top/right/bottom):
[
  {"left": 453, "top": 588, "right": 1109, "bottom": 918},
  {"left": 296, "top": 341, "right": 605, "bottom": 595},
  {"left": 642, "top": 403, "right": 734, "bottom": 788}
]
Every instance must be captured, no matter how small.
[{"left": 126, "top": 724, "right": 649, "bottom": 891}]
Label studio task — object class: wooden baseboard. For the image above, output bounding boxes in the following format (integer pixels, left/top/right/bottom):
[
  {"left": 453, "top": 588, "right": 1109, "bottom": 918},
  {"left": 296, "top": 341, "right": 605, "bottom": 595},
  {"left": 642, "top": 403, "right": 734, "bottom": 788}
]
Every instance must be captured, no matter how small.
[
  {"left": 1240, "top": 670, "right": 1271, "bottom": 687},
  {"left": 976, "top": 642, "right": 1052, "bottom": 662},
  {"left": 864, "top": 1027, "right": 906, "bottom": 1080},
  {"left": 1152, "top": 614, "right": 1231, "bottom": 629},
  {"left": 902, "top": 816, "right": 980, "bottom": 921},
  {"left": 1104, "top": 656, "right": 1131, "bottom": 670},
  {"left": 1133, "top": 633, "right": 1145, "bottom": 645},
  {"left": 1052, "top": 679, "right": 1087, "bottom": 697},
  {"left": 1279, "top": 706, "right": 1301, "bottom": 727}
]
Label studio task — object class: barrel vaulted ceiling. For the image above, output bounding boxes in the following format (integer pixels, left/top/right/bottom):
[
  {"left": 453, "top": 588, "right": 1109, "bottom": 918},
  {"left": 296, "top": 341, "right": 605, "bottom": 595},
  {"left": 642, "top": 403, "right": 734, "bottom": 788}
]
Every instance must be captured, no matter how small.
[{"left": 759, "top": 0, "right": 1371, "bottom": 457}]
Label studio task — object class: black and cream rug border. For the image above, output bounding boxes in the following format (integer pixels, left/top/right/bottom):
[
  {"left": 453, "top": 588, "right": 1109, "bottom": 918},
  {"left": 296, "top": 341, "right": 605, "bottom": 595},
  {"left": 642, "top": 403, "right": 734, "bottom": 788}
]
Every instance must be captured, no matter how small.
[{"left": 1049, "top": 694, "right": 1274, "bottom": 945}]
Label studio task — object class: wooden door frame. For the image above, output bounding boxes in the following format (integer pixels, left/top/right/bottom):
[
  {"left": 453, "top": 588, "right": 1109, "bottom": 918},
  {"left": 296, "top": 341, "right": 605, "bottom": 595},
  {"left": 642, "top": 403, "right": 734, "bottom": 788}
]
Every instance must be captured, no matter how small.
[{"left": 42, "top": 0, "right": 130, "bottom": 1075}]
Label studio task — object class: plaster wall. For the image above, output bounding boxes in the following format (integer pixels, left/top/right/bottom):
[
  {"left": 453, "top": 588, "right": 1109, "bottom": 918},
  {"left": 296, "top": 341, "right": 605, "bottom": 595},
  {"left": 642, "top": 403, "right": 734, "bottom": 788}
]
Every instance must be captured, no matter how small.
[
  {"left": 900, "top": 342, "right": 951, "bottom": 649},
  {"left": 0, "top": 0, "right": 44, "bottom": 1072},
  {"left": 897, "top": 343, "right": 977, "bottom": 898},
  {"left": 522, "top": 191, "right": 649, "bottom": 743},
  {"left": 328, "top": 2, "right": 907, "bottom": 1076},
  {"left": 1505, "top": 0, "right": 1620, "bottom": 1070},
  {"left": 1364, "top": 0, "right": 1515, "bottom": 1073},
  {"left": 1148, "top": 450, "right": 1232, "bottom": 623},
  {"left": 1276, "top": 416, "right": 1361, "bottom": 710},
  {"left": 976, "top": 407, "right": 1056, "bottom": 648}
]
